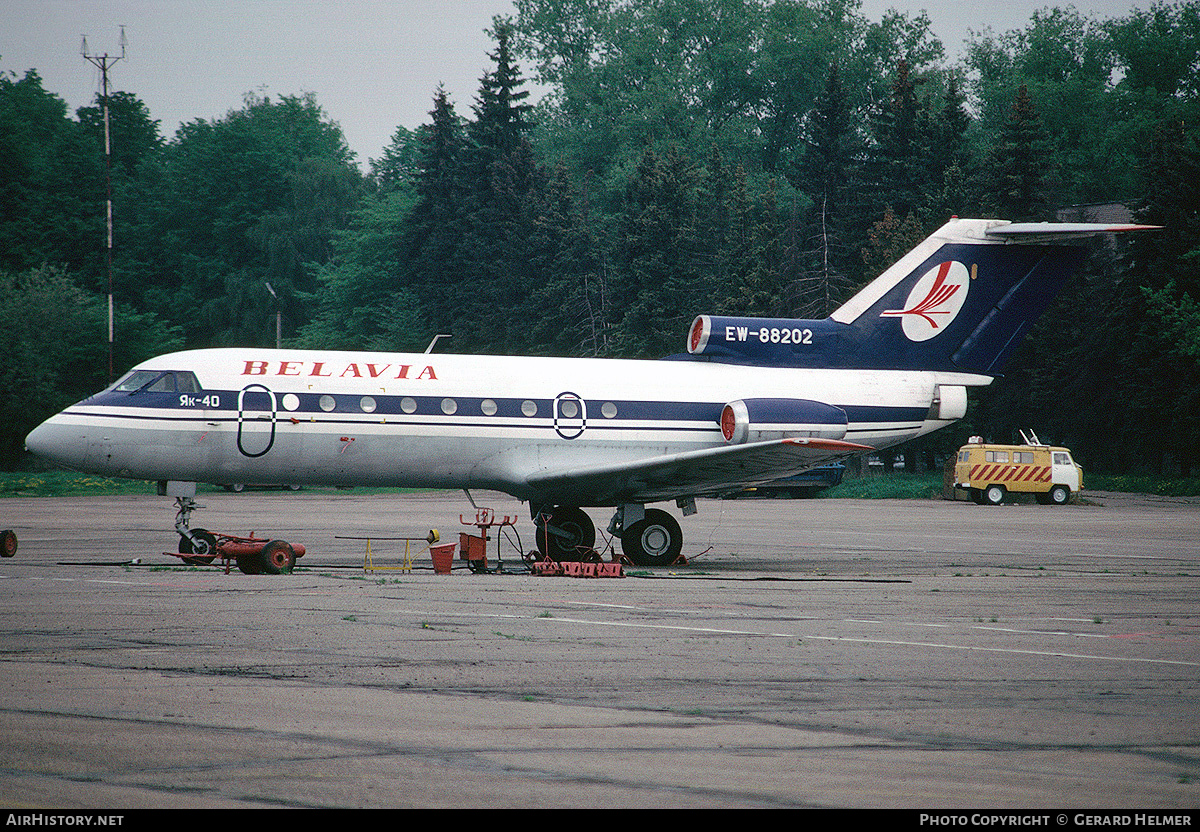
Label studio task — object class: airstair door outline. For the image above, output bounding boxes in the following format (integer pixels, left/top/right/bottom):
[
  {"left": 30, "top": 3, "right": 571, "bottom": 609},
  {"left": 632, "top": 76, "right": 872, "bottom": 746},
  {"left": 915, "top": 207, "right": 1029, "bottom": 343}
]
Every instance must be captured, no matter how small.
[
  {"left": 553, "top": 392, "right": 587, "bottom": 440},
  {"left": 237, "top": 383, "right": 277, "bottom": 458}
]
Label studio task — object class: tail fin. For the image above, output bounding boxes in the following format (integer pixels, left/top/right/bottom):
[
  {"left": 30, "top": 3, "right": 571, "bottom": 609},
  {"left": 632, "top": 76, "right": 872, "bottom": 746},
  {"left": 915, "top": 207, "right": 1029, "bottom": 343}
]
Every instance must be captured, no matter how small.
[{"left": 687, "top": 218, "right": 1156, "bottom": 375}]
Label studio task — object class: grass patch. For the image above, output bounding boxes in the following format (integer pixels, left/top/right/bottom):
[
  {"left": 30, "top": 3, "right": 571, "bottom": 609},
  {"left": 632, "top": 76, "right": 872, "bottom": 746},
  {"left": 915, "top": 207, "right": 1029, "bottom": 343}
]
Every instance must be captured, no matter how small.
[
  {"left": 820, "top": 472, "right": 945, "bottom": 500},
  {"left": 1085, "top": 473, "right": 1200, "bottom": 498},
  {"left": 0, "top": 470, "right": 433, "bottom": 498},
  {"left": 0, "top": 471, "right": 159, "bottom": 497}
]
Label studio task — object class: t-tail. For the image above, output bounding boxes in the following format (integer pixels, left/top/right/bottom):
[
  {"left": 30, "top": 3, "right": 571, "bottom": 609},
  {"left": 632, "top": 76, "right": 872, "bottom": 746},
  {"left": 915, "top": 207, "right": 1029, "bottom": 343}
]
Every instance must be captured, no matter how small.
[{"left": 686, "top": 218, "right": 1157, "bottom": 375}]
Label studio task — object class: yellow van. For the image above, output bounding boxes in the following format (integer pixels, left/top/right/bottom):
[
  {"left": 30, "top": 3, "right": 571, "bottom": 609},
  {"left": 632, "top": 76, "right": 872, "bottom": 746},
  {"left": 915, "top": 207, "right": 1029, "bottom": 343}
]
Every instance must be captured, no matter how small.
[{"left": 954, "top": 436, "right": 1083, "bottom": 505}]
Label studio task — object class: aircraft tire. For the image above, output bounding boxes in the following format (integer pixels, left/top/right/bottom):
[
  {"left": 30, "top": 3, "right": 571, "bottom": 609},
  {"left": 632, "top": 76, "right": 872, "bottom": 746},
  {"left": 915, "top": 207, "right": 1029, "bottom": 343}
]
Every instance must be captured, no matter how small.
[
  {"left": 536, "top": 507, "right": 595, "bottom": 561},
  {"left": 621, "top": 509, "right": 682, "bottom": 567},
  {"left": 179, "top": 529, "right": 218, "bottom": 565},
  {"left": 258, "top": 540, "right": 296, "bottom": 574}
]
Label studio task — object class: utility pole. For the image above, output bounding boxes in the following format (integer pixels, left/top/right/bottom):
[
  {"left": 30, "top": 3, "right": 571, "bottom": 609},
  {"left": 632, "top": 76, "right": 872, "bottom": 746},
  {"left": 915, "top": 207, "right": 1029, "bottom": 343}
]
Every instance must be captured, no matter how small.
[
  {"left": 82, "top": 26, "right": 126, "bottom": 382},
  {"left": 265, "top": 283, "right": 281, "bottom": 349}
]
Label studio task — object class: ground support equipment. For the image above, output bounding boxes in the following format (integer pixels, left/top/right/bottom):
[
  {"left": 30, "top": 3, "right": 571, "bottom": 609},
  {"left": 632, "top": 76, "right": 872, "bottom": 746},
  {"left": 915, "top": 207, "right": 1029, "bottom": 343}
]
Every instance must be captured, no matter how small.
[
  {"left": 168, "top": 496, "right": 305, "bottom": 574},
  {"left": 459, "top": 507, "right": 518, "bottom": 573},
  {"left": 529, "top": 554, "right": 625, "bottom": 578},
  {"left": 338, "top": 530, "right": 441, "bottom": 574}
]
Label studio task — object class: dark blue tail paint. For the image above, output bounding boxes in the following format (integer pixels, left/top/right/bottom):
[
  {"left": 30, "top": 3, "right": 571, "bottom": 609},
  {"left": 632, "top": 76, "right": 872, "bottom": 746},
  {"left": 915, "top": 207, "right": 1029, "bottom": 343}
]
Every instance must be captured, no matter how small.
[{"left": 685, "top": 225, "right": 1093, "bottom": 375}]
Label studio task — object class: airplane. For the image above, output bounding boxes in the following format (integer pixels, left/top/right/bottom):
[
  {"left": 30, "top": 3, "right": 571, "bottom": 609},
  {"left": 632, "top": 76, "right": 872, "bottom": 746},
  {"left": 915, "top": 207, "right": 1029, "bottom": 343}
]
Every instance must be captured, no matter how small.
[{"left": 24, "top": 217, "right": 1156, "bottom": 568}]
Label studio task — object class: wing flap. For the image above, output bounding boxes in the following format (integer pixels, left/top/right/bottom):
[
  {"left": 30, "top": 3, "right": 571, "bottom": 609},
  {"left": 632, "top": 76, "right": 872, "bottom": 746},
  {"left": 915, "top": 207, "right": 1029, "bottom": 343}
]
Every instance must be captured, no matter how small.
[{"left": 525, "top": 437, "right": 872, "bottom": 505}]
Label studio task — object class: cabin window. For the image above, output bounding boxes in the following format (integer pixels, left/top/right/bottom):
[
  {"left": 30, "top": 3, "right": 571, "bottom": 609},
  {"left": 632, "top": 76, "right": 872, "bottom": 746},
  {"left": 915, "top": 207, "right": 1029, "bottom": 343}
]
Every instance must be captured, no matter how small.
[
  {"left": 559, "top": 399, "right": 579, "bottom": 418},
  {"left": 602, "top": 402, "right": 618, "bottom": 419},
  {"left": 400, "top": 397, "right": 417, "bottom": 414},
  {"left": 480, "top": 399, "right": 498, "bottom": 416},
  {"left": 360, "top": 396, "right": 376, "bottom": 413},
  {"left": 521, "top": 400, "right": 537, "bottom": 417},
  {"left": 319, "top": 395, "right": 336, "bottom": 412},
  {"left": 441, "top": 398, "right": 457, "bottom": 415},
  {"left": 282, "top": 393, "right": 300, "bottom": 411}
]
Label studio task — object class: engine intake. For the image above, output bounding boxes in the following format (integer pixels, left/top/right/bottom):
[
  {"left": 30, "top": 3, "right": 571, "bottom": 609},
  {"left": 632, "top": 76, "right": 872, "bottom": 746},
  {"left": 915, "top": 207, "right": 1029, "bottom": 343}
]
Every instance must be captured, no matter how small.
[{"left": 720, "top": 398, "right": 848, "bottom": 444}]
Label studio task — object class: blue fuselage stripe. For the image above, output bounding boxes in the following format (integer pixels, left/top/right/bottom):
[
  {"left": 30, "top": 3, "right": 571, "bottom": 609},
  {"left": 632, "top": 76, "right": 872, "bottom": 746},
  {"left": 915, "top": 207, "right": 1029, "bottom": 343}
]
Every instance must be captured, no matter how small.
[{"left": 70, "top": 389, "right": 930, "bottom": 432}]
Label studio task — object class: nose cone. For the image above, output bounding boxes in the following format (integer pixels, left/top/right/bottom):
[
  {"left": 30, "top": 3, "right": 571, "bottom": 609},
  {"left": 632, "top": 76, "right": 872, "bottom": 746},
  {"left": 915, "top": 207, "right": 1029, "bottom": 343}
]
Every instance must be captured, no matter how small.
[{"left": 25, "top": 415, "right": 87, "bottom": 470}]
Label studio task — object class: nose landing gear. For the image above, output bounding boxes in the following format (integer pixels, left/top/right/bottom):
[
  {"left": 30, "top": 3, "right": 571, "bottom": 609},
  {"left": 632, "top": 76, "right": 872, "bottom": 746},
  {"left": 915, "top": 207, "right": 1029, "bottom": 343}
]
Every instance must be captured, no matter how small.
[{"left": 169, "top": 492, "right": 305, "bottom": 574}]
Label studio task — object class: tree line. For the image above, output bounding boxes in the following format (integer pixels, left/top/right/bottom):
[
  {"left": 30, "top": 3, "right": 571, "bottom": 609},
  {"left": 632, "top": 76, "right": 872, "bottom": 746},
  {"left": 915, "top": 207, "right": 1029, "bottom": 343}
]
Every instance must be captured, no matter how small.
[{"left": 3, "top": 0, "right": 1198, "bottom": 475}]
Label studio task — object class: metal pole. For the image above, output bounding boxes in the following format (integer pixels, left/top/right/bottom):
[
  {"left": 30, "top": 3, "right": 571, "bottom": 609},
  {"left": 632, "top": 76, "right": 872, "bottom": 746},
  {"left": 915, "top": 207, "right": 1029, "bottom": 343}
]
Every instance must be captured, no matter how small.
[{"left": 82, "top": 27, "right": 125, "bottom": 382}]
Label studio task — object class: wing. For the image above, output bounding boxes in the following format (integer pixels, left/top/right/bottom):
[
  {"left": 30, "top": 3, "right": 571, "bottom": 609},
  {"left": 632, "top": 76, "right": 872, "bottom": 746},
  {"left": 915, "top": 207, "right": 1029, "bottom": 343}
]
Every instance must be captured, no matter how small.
[{"left": 524, "top": 437, "right": 872, "bottom": 506}]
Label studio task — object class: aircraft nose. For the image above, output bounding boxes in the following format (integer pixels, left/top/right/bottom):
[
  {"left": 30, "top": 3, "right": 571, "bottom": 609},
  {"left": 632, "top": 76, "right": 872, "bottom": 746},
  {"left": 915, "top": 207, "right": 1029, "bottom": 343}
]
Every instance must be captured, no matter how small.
[{"left": 25, "top": 416, "right": 87, "bottom": 469}]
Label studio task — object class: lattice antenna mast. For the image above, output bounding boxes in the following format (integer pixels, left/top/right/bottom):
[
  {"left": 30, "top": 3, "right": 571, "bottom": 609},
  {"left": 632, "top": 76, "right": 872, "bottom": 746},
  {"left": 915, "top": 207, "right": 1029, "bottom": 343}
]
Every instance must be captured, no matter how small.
[{"left": 81, "top": 25, "right": 127, "bottom": 381}]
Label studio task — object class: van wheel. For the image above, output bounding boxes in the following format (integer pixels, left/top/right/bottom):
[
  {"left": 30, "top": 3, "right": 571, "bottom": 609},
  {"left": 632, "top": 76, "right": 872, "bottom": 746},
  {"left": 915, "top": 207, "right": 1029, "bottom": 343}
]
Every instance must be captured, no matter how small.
[
  {"left": 984, "top": 485, "right": 1006, "bottom": 505},
  {"left": 1047, "top": 484, "right": 1070, "bottom": 505}
]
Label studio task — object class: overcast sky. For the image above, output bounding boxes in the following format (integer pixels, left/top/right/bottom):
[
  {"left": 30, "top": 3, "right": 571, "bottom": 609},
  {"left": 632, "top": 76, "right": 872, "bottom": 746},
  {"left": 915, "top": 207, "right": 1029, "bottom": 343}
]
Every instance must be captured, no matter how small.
[{"left": 4, "top": 0, "right": 1150, "bottom": 170}]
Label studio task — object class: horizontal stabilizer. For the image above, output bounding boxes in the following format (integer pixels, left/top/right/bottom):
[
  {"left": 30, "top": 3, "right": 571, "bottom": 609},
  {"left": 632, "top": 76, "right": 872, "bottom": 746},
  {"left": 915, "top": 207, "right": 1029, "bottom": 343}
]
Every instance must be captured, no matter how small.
[
  {"left": 525, "top": 436, "right": 871, "bottom": 505},
  {"left": 985, "top": 222, "right": 1160, "bottom": 243}
]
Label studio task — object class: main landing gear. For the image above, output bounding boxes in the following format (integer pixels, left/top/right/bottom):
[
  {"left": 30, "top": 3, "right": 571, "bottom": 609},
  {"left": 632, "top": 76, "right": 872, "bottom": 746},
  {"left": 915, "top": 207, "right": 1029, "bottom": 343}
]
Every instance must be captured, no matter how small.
[{"left": 531, "top": 503, "right": 685, "bottom": 567}]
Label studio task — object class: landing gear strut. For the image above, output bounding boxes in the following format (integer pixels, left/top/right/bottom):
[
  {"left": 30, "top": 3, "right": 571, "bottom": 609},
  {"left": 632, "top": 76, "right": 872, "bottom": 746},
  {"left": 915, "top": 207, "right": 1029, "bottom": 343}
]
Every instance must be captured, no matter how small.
[{"left": 170, "top": 493, "right": 304, "bottom": 574}]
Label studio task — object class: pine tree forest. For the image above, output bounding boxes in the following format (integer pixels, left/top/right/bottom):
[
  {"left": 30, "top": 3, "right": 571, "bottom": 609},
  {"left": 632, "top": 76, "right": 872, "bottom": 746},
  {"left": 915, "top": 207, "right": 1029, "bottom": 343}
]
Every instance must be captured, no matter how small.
[{"left": 3, "top": 1, "right": 1199, "bottom": 476}]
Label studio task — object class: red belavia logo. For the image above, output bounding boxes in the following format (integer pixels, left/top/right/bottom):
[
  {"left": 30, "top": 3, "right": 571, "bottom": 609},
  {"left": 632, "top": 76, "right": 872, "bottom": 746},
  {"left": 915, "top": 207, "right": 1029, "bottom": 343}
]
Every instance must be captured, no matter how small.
[
  {"left": 880, "top": 260, "right": 970, "bottom": 342},
  {"left": 241, "top": 360, "right": 438, "bottom": 380}
]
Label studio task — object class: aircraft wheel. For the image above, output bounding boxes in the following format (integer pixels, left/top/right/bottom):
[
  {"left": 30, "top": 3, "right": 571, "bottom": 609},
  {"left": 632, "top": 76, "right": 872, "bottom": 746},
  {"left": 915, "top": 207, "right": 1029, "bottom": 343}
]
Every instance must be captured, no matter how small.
[
  {"left": 1047, "top": 484, "right": 1070, "bottom": 506},
  {"left": 258, "top": 540, "right": 296, "bottom": 574},
  {"left": 983, "top": 484, "right": 1006, "bottom": 505},
  {"left": 621, "top": 509, "right": 682, "bottom": 567},
  {"left": 179, "top": 528, "right": 218, "bottom": 565},
  {"left": 535, "top": 507, "right": 595, "bottom": 561}
]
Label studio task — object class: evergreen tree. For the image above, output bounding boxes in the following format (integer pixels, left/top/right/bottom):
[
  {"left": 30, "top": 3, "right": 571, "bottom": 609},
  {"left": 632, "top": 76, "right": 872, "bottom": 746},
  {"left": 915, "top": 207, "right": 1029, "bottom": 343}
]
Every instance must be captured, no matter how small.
[
  {"left": 401, "top": 87, "right": 470, "bottom": 343},
  {"left": 526, "top": 162, "right": 613, "bottom": 356},
  {"left": 613, "top": 144, "right": 703, "bottom": 356},
  {"left": 0, "top": 70, "right": 103, "bottom": 277},
  {"left": 794, "top": 61, "right": 864, "bottom": 316},
  {"left": 992, "top": 84, "right": 1052, "bottom": 221}
]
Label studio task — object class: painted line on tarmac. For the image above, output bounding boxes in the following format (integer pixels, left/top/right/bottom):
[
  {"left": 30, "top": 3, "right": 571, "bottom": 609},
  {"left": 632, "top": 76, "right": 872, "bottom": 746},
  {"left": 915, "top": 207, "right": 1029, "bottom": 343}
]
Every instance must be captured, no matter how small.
[{"left": 380, "top": 606, "right": 1200, "bottom": 667}]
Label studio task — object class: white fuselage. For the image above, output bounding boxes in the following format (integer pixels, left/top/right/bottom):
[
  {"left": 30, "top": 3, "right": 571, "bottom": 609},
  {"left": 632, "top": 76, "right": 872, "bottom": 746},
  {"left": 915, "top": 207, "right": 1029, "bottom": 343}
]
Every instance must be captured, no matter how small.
[{"left": 26, "top": 348, "right": 988, "bottom": 505}]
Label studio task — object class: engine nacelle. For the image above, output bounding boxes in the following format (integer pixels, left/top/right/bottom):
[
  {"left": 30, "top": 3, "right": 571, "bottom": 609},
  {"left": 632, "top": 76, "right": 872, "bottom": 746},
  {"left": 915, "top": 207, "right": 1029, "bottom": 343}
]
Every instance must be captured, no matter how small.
[
  {"left": 934, "top": 385, "right": 968, "bottom": 421},
  {"left": 688, "top": 314, "right": 842, "bottom": 363},
  {"left": 720, "top": 398, "right": 849, "bottom": 444}
]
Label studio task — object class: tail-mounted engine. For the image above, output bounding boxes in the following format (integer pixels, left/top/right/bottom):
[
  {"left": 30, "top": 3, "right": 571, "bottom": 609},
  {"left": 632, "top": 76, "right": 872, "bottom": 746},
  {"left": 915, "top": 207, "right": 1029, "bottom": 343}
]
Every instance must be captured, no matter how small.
[
  {"left": 720, "top": 398, "right": 848, "bottom": 444},
  {"left": 688, "top": 314, "right": 843, "bottom": 365}
]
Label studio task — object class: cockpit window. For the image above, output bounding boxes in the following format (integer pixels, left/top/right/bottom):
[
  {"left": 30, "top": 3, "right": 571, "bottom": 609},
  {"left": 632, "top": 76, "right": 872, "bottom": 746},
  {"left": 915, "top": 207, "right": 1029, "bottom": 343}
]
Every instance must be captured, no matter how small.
[
  {"left": 111, "top": 370, "right": 202, "bottom": 394},
  {"left": 113, "top": 370, "right": 163, "bottom": 392},
  {"left": 146, "top": 374, "right": 176, "bottom": 393}
]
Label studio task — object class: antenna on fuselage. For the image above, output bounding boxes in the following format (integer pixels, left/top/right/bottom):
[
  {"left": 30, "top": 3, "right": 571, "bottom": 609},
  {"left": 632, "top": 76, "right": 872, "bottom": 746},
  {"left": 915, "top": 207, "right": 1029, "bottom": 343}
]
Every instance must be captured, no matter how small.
[{"left": 425, "top": 334, "right": 451, "bottom": 354}]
